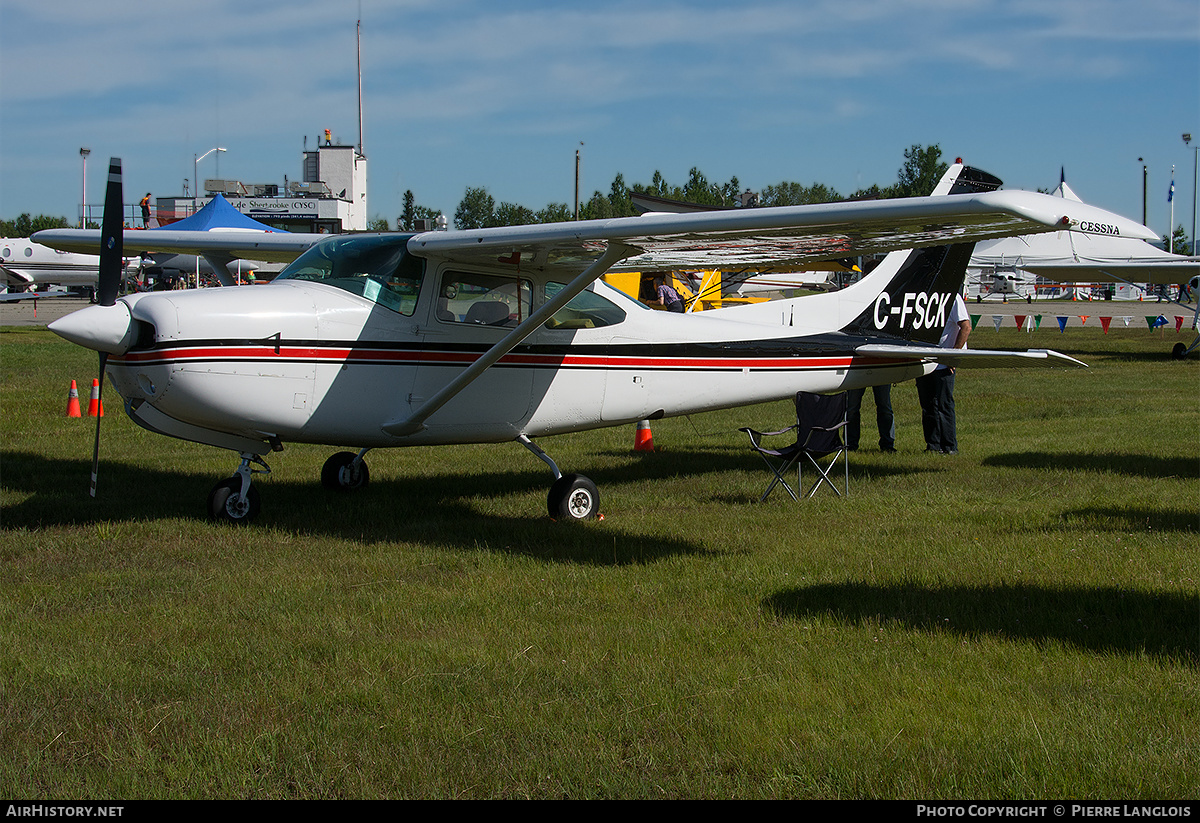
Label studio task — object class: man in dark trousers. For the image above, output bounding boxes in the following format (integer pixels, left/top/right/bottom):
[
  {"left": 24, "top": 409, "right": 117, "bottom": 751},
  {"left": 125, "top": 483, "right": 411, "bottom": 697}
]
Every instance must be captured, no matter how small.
[
  {"left": 915, "top": 293, "right": 971, "bottom": 454},
  {"left": 846, "top": 384, "right": 895, "bottom": 452}
]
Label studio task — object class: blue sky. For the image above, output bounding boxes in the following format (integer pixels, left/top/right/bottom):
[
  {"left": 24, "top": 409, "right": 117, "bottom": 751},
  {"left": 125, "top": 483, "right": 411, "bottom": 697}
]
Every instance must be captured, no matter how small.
[{"left": 2, "top": 0, "right": 1197, "bottom": 237}]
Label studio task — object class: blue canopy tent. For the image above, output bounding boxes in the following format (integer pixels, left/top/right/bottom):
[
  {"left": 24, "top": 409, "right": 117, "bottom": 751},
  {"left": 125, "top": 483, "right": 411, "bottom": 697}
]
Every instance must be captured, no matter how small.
[
  {"left": 145, "top": 195, "right": 289, "bottom": 286},
  {"left": 156, "top": 194, "right": 287, "bottom": 233}
]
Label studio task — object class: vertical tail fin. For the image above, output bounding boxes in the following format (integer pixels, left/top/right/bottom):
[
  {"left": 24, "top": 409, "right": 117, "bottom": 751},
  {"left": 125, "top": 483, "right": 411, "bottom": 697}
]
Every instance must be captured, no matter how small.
[{"left": 841, "top": 162, "right": 1000, "bottom": 344}]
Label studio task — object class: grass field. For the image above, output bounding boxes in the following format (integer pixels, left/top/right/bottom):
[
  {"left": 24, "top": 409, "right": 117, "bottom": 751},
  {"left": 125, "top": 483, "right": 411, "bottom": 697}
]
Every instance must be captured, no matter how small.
[{"left": 1, "top": 322, "right": 1197, "bottom": 799}]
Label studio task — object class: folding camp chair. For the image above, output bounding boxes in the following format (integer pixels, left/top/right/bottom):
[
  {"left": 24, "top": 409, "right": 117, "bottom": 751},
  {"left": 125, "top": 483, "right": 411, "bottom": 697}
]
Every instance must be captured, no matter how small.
[{"left": 740, "top": 391, "right": 850, "bottom": 500}]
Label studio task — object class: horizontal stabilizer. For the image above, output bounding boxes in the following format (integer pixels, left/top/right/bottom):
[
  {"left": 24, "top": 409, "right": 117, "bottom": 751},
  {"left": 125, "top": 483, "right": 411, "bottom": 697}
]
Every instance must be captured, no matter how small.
[{"left": 856, "top": 344, "right": 1087, "bottom": 369}]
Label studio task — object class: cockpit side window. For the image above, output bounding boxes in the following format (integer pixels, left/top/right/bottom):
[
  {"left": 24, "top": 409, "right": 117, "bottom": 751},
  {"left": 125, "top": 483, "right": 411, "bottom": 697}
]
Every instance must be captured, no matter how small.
[
  {"left": 543, "top": 283, "right": 626, "bottom": 329},
  {"left": 437, "top": 271, "right": 532, "bottom": 326},
  {"left": 275, "top": 234, "right": 425, "bottom": 315}
]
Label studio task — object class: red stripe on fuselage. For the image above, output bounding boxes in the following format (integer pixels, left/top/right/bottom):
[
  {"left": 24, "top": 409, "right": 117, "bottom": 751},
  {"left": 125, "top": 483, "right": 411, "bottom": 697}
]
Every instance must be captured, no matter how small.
[{"left": 111, "top": 344, "right": 906, "bottom": 372}]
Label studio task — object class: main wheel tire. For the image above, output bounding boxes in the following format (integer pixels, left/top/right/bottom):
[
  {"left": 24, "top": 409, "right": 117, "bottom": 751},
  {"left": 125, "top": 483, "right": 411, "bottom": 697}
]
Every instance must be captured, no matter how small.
[
  {"left": 207, "top": 476, "right": 261, "bottom": 524},
  {"left": 547, "top": 474, "right": 600, "bottom": 520},
  {"left": 321, "top": 451, "right": 369, "bottom": 491},
  {"left": 1171, "top": 342, "right": 1187, "bottom": 360}
]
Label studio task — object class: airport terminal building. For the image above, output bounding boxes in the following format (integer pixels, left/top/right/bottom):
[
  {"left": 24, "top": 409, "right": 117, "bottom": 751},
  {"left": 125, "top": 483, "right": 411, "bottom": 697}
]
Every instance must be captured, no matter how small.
[{"left": 155, "top": 139, "right": 368, "bottom": 234}]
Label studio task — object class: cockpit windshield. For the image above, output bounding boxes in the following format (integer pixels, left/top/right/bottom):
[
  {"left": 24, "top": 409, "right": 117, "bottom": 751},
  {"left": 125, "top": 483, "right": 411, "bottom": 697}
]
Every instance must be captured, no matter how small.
[{"left": 275, "top": 234, "right": 425, "bottom": 315}]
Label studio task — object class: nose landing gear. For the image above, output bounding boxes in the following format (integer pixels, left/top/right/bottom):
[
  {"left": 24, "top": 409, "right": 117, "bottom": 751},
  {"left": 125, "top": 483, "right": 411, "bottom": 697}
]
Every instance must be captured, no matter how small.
[{"left": 207, "top": 452, "right": 271, "bottom": 524}]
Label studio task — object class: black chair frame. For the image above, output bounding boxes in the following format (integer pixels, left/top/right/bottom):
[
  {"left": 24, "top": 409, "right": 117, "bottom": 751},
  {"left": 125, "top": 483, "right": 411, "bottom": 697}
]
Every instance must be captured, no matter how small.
[{"left": 740, "top": 391, "right": 849, "bottom": 500}]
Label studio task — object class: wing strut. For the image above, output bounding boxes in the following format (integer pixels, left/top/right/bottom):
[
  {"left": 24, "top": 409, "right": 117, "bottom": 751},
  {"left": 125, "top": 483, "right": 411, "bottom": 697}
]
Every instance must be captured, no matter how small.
[{"left": 382, "top": 242, "right": 639, "bottom": 437}]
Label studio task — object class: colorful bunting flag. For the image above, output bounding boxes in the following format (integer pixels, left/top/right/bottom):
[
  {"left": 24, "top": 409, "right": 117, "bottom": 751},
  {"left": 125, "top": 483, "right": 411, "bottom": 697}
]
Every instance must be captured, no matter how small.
[{"left": 1056, "top": 316, "right": 1068, "bottom": 332}]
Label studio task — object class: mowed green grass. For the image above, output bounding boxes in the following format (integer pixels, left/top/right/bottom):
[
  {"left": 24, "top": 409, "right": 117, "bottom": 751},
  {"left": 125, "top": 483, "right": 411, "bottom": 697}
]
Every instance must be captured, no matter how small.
[{"left": 1, "top": 322, "right": 1197, "bottom": 799}]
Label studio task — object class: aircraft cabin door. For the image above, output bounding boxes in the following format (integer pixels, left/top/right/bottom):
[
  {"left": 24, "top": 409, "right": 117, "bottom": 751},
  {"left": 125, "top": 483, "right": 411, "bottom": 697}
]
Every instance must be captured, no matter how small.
[{"left": 411, "top": 271, "right": 535, "bottom": 437}]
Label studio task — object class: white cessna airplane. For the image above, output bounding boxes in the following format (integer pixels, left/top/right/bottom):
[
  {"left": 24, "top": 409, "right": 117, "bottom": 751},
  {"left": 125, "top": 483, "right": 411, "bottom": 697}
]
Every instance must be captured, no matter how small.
[{"left": 41, "top": 158, "right": 1154, "bottom": 523}]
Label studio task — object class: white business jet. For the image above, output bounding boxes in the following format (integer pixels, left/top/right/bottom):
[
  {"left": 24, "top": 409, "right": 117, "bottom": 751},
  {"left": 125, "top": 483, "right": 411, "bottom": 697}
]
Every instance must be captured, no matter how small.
[
  {"left": 41, "top": 158, "right": 1154, "bottom": 523},
  {"left": 1, "top": 237, "right": 139, "bottom": 293}
]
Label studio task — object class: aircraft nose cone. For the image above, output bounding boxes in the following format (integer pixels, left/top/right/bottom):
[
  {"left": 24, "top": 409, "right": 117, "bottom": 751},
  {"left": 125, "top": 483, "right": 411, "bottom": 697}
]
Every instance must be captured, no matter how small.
[{"left": 48, "top": 302, "right": 136, "bottom": 355}]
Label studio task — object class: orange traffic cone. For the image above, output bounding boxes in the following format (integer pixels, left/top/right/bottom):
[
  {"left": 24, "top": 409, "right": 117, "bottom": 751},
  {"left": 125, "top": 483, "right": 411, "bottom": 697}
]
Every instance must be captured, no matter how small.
[
  {"left": 634, "top": 419, "right": 654, "bottom": 452},
  {"left": 66, "top": 380, "right": 82, "bottom": 417},
  {"left": 87, "top": 378, "right": 103, "bottom": 417}
]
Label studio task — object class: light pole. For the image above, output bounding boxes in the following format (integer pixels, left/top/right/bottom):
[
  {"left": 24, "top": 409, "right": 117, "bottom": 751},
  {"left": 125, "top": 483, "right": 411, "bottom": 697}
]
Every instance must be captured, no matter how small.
[
  {"left": 1185, "top": 134, "right": 1197, "bottom": 255},
  {"left": 1138, "top": 157, "right": 1147, "bottom": 226},
  {"left": 574, "top": 143, "right": 583, "bottom": 221},
  {"left": 1169, "top": 165, "right": 1176, "bottom": 253},
  {"left": 79, "top": 147, "right": 91, "bottom": 228},
  {"left": 193, "top": 147, "right": 227, "bottom": 211}
]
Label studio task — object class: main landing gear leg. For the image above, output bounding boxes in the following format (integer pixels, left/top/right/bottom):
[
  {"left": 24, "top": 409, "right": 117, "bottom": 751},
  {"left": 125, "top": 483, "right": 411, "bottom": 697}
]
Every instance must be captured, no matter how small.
[
  {"left": 518, "top": 435, "right": 600, "bottom": 521},
  {"left": 207, "top": 452, "right": 270, "bottom": 524},
  {"left": 321, "top": 448, "right": 371, "bottom": 491}
]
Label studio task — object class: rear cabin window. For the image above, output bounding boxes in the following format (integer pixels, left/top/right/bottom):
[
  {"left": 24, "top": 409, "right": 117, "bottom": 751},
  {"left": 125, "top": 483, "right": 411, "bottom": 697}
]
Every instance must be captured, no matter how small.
[
  {"left": 544, "top": 282, "right": 626, "bottom": 329},
  {"left": 275, "top": 234, "right": 425, "bottom": 316},
  {"left": 437, "top": 272, "right": 532, "bottom": 326}
]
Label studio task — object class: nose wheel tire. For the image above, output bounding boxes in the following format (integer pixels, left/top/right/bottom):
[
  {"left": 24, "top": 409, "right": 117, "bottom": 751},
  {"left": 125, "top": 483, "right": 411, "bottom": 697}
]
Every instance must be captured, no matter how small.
[
  {"left": 321, "top": 451, "right": 370, "bottom": 491},
  {"left": 207, "top": 476, "right": 261, "bottom": 524},
  {"left": 548, "top": 474, "right": 600, "bottom": 520}
]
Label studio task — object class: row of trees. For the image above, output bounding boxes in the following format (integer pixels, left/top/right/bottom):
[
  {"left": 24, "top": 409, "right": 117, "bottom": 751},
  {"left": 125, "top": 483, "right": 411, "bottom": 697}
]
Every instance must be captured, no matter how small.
[
  {"left": 1, "top": 214, "right": 71, "bottom": 238},
  {"left": 391, "top": 142, "right": 1192, "bottom": 253},
  {"left": 408, "top": 144, "right": 954, "bottom": 231}
]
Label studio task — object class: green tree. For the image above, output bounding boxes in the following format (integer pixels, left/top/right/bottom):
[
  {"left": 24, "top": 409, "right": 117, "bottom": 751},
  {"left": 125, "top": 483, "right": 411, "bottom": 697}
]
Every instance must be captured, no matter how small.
[
  {"left": 1162, "top": 225, "right": 1192, "bottom": 255},
  {"left": 535, "top": 203, "right": 573, "bottom": 223},
  {"left": 892, "top": 144, "right": 947, "bottom": 198},
  {"left": 759, "top": 181, "right": 843, "bottom": 207},
  {"left": 494, "top": 202, "right": 536, "bottom": 226},
  {"left": 454, "top": 186, "right": 496, "bottom": 230},
  {"left": 400, "top": 190, "right": 416, "bottom": 232},
  {"left": 399, "top": 190, "right": 443, "bottom": 231}
]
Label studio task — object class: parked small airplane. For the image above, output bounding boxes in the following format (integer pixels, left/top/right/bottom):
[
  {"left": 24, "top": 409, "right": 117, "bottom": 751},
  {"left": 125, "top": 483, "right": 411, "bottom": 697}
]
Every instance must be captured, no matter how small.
[{"left": 42, "top": 158, "right": 1154, "bottom": 523}]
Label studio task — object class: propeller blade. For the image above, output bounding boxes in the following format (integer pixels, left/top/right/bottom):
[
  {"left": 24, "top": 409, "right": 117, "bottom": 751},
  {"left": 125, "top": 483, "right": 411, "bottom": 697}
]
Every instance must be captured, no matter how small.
[
  {"left": 91, "top": 157, "right": 123, "bottom": 496},
  {"left": 97, "top": 158, "right": 124, "bottom": 307},
  {"left": 90, "top": 353, "right": 107, "bottom": 498}
]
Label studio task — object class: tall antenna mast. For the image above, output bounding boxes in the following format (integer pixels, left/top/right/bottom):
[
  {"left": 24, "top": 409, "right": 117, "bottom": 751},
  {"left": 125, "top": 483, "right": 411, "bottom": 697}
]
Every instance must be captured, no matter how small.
[{"left": 357, "top": 16, "right": 365, "bottom": 158}]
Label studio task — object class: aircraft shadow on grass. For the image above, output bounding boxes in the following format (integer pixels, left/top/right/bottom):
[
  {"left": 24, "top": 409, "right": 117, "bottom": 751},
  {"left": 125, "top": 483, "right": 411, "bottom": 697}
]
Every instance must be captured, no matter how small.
[
  {"left": 600, "top": 444, "right": 941, "bottom": 505},
  {"left": 982, "top": 450, "right": 1198, "bottom": 480},
  {"left": 763, "top": 581, "right": 1198, "bottom": 664},
  {"left": 0, "top": 447, "right": 959, "bottom": 563},
  {"left": 0, "top": 450, "right": 704, "bottom": 565}
]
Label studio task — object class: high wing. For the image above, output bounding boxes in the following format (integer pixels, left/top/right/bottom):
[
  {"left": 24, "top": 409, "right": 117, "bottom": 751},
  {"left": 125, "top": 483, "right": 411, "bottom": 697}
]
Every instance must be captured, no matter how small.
[
  {"left": 407, "top": 189, "right": 1154, "bottom": 273},
  {"left": 32, "top": 228, "right": 325, "bottom": 264},
  {"left": 34, "top": 187, "right": 1154, "bottom": 275}
]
